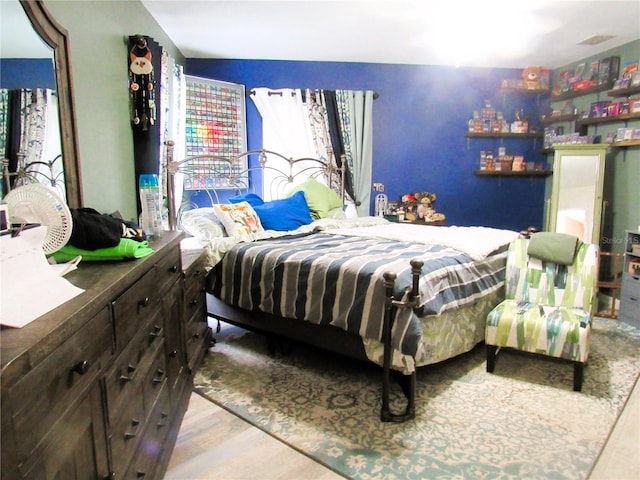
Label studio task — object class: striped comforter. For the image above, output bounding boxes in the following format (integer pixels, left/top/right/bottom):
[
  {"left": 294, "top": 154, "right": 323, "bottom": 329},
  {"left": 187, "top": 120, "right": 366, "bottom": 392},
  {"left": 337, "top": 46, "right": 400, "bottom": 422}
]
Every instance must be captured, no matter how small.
[{"left": 210, "top": 226, "right": 511, "bottom": 357}]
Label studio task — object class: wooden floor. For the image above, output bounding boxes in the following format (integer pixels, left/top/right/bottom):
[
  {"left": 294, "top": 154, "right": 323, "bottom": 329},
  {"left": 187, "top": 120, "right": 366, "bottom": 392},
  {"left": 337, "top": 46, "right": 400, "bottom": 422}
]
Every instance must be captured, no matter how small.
[
  {"left": 166, "top": 375, "right": 640, "bottom": 480},
  {"left": 165, "top": 392, "right": 343, "bottom": 480}
]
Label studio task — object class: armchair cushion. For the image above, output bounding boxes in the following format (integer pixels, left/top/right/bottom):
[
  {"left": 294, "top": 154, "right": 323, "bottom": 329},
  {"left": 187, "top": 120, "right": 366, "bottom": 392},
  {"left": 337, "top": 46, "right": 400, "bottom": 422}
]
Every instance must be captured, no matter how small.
[{"left": 486, "top": 300, "right": 591, "bottom": 362}]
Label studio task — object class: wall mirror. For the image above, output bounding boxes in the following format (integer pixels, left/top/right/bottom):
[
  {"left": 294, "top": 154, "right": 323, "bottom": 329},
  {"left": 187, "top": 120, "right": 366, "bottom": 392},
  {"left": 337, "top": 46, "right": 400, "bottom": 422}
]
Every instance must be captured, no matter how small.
[
  {"left": 0, "top": 0, "right": 82, "bottom": 208},
  {"left": 546, "top": 145, "right": 607, "bottom": 245}
]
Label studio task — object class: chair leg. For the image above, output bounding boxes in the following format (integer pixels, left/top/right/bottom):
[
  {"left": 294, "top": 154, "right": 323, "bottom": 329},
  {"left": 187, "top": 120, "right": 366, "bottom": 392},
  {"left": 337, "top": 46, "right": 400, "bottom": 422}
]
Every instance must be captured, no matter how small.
[
  {"left": 486, "top": 345, "right": 498, "bottom": 373},
  {"left": 573, "top": 362, "right": 583, "bottom": 392}
]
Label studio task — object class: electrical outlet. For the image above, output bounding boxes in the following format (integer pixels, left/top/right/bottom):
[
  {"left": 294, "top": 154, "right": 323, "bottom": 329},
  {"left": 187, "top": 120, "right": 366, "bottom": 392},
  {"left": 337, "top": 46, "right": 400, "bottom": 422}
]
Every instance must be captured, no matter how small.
[{"left": 373, "top": 183, "right": 384, "bottom": 192}]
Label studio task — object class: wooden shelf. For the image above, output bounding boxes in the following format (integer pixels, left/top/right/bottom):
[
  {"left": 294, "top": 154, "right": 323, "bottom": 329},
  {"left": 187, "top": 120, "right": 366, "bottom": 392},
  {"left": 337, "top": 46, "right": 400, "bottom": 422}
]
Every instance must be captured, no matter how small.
[
  {"left": 576, "top": 112, "right": 640, "bottom": 127},
  {"left": 499, "top": 88, "right": 550, "bottom": 96},
  {"left": 608, "top": 86, "right": 640, "bottom": 98},
  {"left": 551, "top": 82, "right": 614, "bottom": 101},
  {"left": 465, "top": 132, "right": 543, "bottom": 139},
  {"left": 540, "top": 114, "right": 580, "bottom": 125},
  {"left": 610, "top": 139, "right": 640, "bottom": 148},
  {"left": 474, "top": 170, "right": 552, "bottom": 177}
]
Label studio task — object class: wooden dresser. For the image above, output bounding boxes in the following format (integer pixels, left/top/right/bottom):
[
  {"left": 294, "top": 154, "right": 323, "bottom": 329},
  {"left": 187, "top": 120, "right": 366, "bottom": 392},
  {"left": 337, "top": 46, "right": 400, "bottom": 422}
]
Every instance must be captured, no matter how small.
[{"left": 1, "top": 231, "right": 212, "bottom": 479}]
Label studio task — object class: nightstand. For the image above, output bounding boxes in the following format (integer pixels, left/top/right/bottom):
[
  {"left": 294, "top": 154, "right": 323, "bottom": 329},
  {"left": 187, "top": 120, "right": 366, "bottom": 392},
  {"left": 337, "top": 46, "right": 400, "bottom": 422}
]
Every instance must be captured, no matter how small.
[{"left": 181, "top": 246, "right": 213, "bottom": 373}]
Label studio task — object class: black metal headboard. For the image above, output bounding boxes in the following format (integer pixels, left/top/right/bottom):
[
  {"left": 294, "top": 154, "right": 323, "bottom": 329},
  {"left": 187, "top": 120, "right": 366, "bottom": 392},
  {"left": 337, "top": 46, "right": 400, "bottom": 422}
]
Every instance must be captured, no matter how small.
[{"left": 164, "top": 141, "right": 345, "bottom": 231}]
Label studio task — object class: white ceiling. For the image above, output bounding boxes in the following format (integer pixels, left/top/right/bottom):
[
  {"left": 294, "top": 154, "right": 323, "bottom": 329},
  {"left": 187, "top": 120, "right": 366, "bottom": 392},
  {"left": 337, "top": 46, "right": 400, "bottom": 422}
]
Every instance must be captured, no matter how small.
[
  {"left": 140, "top": 0, "right": 640, "bottom": 69},
  {"left": 2, "top": 1, "right": 638, "bottom": 68}
]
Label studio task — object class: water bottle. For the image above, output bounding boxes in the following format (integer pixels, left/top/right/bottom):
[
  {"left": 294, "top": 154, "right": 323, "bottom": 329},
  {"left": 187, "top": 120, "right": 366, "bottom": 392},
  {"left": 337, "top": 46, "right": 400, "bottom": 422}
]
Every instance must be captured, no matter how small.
[{"left": 139, "top": 174, "right": 163, "bottom": 238}]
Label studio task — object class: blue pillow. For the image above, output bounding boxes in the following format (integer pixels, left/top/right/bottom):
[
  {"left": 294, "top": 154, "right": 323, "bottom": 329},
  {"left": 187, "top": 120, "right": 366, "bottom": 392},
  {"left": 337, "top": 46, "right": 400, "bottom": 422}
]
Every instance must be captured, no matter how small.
[
  {"left": 252, "top": 191, "right": 313, "bottom": 231},
  {"left": 228, "top": 192, "right": 264, "bottom": 207}
]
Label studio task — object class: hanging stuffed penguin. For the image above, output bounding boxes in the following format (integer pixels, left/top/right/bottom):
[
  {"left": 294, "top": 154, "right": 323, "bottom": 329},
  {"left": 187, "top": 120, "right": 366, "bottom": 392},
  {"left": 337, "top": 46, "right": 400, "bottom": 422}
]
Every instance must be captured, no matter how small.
[{"left": 129, "top": 35, "right": 156, "bottom": 131}]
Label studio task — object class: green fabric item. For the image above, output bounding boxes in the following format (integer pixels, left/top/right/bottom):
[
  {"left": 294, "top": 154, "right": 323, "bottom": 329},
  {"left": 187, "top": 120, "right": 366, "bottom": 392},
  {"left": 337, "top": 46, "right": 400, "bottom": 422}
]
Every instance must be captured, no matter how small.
[
  {"left": 52, "top": 238, "right": 155, "bottom": 262},
  {"left": 528, "top": 232, "right": 580, "bottom": 265},
  {"left": 285, "top": 177, "right": 342, "bottom": 219}
]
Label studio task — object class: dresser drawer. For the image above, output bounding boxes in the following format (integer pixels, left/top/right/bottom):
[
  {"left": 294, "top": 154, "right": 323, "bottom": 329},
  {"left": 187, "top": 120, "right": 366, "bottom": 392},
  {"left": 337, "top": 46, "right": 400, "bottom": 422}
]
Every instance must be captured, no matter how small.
[
  {"left": 112, "top": 267, "right": 160, "bottom": 351},
  {"left": 142, "top": 338, "right": 168, "bottom": 414},
  {"left": 156, "top": 245, "right": 182, "bottom": 295},
  {"left": 8, "top": 306, "right": 113, "bottom": 462},
  {"left": 185, "top": 278, "right": 206, "bottom": 325},
  {"left": 621, "top": 272, "right": 640, "bottom": 300},
  {"left": 186, "top": 316, "right": 211, "bottom": 376},
  {"left": 105, "top": 311, "right": 163, "bottom": 421},
  {"left": 124, "top": 382, "right": 172, "bottom": 480},
  {"left": 184, "top": 257, "right": 206, "bottom": 296},
  {"left": 110, "top": 388, "right": 146, "bottom": 479}
]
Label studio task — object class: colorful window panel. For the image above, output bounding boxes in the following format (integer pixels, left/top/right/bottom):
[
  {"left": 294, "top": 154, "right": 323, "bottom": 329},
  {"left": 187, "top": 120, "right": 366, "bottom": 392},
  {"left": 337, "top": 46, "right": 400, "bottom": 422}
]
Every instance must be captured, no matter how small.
[{"left": 184, "top": 76, "right": 247, "bottom": 190}]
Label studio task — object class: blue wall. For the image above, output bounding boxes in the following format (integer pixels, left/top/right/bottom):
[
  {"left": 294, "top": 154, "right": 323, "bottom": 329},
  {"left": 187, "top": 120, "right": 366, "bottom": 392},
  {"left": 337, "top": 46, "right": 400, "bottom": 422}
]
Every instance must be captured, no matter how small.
[
  {"left": 187, "top": 59, "right": 548, "bottom": 231},
  {"left": 0, "top": 58, "right": 56, "bottom": 89}
]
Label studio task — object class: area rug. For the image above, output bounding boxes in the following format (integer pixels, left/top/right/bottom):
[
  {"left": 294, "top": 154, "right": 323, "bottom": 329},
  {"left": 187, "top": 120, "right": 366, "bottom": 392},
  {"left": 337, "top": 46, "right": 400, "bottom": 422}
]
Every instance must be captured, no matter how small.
[{"left": 194, "top": 318, "right": 640, "bottom": 479}]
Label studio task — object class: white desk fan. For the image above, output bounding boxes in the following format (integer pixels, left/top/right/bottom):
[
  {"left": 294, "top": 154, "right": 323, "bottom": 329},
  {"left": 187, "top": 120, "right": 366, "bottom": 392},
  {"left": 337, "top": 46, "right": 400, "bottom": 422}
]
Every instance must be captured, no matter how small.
[{"left": 4, "top": 184, "right": 73, "bottom": 254}]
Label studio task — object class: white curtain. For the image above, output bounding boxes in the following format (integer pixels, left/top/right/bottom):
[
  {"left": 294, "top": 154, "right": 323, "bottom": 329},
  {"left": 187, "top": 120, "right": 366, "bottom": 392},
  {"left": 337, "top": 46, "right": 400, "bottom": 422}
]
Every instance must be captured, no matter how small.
[
  {"left": 250, "top": 88, "right": 374, "bottom": 213},
  {"left": 249, "top": 88, "right": 318, "bottom": 200}
]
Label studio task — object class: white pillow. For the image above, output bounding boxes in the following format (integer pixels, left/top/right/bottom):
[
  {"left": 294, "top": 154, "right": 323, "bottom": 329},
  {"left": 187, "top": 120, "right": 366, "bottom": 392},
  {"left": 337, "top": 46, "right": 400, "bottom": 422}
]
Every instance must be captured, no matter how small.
[
  {"left": 212, "top": 202, "right": 264, "bottom": 236},
  {"left": 180, "top": 208, "right": 226, "bottom": 241}
]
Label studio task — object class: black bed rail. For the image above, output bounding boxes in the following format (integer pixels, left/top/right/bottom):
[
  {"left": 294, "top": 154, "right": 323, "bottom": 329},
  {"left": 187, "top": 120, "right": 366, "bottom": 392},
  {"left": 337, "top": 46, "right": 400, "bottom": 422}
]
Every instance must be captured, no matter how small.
[{"left": 381, "top": 258, "right": 423, "bottom": 423}]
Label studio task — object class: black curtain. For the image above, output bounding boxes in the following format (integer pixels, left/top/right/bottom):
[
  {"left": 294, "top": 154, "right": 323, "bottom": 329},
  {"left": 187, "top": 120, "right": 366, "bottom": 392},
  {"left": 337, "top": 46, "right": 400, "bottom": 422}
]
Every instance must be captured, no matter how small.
[
  {"left": 5, "top": 90, "right": 21, "bottom": 176},
  {"left": 323, "top": 90, "right": 356, "bottom": 204}
]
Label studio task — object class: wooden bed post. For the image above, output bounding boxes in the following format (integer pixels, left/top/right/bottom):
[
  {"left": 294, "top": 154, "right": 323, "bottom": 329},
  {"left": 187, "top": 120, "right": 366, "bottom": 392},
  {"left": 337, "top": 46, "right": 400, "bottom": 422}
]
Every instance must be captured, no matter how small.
[{"left": 380, "top": 259, "right": 423, "bottom": 423}]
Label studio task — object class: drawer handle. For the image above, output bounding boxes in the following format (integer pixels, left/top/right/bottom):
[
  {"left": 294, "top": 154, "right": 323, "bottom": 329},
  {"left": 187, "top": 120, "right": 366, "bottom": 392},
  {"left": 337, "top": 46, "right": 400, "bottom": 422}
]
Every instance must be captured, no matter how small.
[
  {"left": 72, "top": 360, "right": 90, "bottom": 375},
  {"left": 119, "top": 364, "right": 137, "bottom": 383},
  {"left": 136, "top": 471, "right": 147, "bottom": 479},
  {"left": 169, "top": 350, "right": 177, "bottom": 358},
  {"left": 152, "top": 368, "right": 166, "bottom": 385},
  {"left": 149, "top": 325, "right": 163, "bottom": 339},
  {"left": 139, "top": 297, "right": 150, "bottom": 308},
  {"left": 124, "top": 419, "right": 140, "bottom": 440},
  {"left": 157, "top": 411, "right": 169, "bottom": 428},
  {"left": 169, "top": 265, "right": 179, "bottom": 273},
  {"left": 192, "top": 269, "right": 202, "bottom": 278},
  {"left": 190, "top": 299, "right": 198, "bottom": 307}
]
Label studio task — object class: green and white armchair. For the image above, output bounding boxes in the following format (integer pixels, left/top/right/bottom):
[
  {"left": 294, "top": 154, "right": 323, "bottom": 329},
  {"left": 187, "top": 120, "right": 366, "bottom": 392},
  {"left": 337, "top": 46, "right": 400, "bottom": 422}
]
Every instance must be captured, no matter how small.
[{"left": 485, "top": 232, "right": 599, "bottom": 391}]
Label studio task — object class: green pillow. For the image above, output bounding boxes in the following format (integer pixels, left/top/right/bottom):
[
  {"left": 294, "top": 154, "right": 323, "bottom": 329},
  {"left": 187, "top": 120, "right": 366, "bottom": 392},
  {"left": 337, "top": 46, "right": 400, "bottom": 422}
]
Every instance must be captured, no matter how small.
[{"left": 286, "top": 177, "right": 343, "bottom": 219}]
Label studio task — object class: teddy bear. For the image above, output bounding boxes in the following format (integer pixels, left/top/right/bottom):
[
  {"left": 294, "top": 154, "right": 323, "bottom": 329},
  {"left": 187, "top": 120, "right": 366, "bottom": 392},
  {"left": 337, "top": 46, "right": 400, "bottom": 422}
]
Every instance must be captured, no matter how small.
[
  {"left": 402, "top": 192, "right": 445, "bottom": 222},
  {"left": 522, "top": 66, "right": 543, "bottom": 90}
]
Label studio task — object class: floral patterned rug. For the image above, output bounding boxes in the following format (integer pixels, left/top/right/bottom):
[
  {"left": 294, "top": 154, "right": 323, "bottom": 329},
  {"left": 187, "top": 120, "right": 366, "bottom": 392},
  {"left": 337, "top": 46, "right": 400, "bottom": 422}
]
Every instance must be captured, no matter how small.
[{"left": 194, "top": 318, "right": 640, "bottom": 480}]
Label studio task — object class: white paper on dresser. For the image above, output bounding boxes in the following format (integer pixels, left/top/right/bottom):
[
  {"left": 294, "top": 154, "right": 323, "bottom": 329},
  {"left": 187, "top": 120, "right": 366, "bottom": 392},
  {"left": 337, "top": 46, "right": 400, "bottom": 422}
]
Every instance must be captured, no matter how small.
[{"left": 0, "top": 226, "right": 84, "bottom": 328}]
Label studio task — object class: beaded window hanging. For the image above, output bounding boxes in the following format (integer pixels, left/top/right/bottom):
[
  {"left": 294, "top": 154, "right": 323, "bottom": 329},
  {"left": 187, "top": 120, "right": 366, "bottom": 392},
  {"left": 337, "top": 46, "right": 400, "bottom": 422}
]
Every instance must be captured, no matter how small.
[{"left": 128, "top": 35, "right": 156, "bottom": 131}]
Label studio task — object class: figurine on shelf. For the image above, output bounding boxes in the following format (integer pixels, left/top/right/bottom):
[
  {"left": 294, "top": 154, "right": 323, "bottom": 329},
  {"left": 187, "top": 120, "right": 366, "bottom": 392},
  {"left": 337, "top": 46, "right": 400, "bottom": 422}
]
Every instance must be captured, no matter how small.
[
  {"left": 400, "top": 191, "right": 445, "bottom": 223},
  {"left": 522, "top": 66, "right": 543, "bottom": 90}
]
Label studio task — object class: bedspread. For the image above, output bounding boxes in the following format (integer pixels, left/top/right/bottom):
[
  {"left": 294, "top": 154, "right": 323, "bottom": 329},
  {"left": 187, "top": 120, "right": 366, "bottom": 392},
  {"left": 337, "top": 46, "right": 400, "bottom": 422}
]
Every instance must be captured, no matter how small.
[{"left": 210, "top": 229, "right": 510, "bottom": 358}]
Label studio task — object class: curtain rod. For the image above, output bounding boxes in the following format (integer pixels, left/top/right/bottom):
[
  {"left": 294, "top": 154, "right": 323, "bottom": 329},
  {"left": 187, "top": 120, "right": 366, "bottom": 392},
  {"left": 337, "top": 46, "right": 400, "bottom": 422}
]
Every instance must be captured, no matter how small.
[{"left": 247, "top": 89, "right": 379, "bottom": 99}]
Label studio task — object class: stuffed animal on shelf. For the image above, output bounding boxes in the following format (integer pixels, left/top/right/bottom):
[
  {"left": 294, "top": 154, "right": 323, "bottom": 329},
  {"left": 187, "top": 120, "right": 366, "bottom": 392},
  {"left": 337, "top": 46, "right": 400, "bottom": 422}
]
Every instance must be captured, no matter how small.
[
  {"left": 522, "top": 66, "right": 543, "bottom": 90},
  {"left": 400, "top": 192, "right": 445, "bottom": 222}
]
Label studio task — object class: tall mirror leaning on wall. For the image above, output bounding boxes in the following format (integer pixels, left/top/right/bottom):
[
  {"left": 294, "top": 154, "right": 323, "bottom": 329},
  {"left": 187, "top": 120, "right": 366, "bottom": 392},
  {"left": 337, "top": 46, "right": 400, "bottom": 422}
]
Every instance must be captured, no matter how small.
[{"left": 0, "top": 0, "right": 82, "bottom": 208}]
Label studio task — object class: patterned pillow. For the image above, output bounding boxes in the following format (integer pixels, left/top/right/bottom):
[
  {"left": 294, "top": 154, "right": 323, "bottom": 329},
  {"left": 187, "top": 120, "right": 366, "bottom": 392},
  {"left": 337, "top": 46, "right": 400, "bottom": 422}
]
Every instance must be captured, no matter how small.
[
  {"left": 180, "top": 207, "right": 226, "bottom": 240},
  {"left": 212, "top": 202, "right": 264, "bottom": 236}
]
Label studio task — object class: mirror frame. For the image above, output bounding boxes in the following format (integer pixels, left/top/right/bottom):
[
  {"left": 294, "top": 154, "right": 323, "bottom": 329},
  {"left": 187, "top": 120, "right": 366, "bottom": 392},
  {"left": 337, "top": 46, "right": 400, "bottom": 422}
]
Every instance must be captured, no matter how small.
[{"left": 20, "top": 0, "right": 82, "bottom": 208}]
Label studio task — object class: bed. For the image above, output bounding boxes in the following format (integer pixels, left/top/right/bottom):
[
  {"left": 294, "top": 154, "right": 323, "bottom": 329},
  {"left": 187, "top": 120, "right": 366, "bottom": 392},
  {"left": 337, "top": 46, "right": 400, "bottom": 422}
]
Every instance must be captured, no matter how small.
[{"left": 165, "top": 141, "right": 519, "bottom": 422}]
